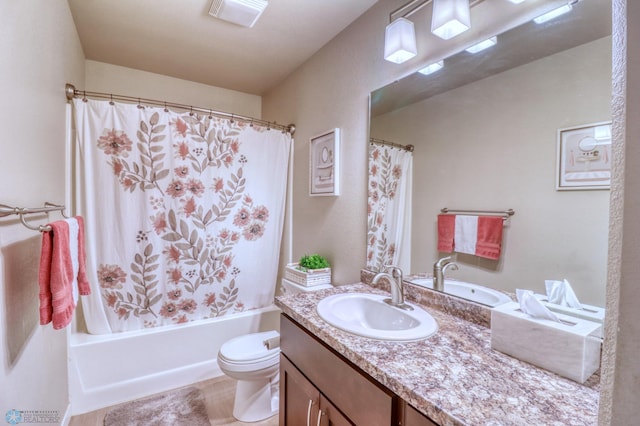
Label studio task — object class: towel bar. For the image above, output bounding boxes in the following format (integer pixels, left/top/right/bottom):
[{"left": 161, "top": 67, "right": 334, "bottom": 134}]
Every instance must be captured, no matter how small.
[
  {"left": 0, "top": 202, "right": 68, "bottom": 232},
  {"left": 440, "top": 207, "right": 515, "bottom": 219}
]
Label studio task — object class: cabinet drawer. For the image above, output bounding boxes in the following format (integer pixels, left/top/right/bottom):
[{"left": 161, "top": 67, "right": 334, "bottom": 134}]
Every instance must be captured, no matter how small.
[{"left": 281, "top": 314, "right": 394, "bottom": 425}]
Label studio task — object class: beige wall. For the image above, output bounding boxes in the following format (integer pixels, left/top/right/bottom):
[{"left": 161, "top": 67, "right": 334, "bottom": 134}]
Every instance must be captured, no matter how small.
[
  {"left": 371, "top": 37, "right": 611, "bottom": 306},
  {"left": 599, "top": 1, "right": 640, "bottom": 424},
  {"left": 84, "top": 60, "right": 262, "bottom": 118},
  {"left": 0, "top": 0, "right": 85, "bottom": 422}
]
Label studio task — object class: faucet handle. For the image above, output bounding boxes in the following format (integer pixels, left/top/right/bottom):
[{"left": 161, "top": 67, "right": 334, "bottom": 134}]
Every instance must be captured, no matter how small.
[
  {"left": 383, "top": 264, "right": 403, "bottom": 279},
  {"left": 435, "top": 256, "right": 454, "bottom": 267}
]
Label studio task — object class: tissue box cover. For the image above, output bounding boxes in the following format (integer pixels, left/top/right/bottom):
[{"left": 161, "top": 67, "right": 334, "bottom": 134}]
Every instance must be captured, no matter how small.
[
  {"left": 491, "top": 302, "right": 601, "bottom": 383},
  {"left": 534, "top": 294, "right": 605, "bottom": 339}
]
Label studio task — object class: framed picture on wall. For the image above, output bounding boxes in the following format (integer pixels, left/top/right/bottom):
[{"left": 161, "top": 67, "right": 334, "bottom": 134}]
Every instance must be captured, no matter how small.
[
  {"left": 309, "top": 128, "right": 340, "bottom": 196},
  {"left": 556, "top": 121, "right": 612, "bottom": 190}
]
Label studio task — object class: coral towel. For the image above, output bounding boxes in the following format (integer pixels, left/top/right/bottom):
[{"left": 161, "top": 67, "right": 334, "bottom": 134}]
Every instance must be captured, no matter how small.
[
  {"left": 39, "top": 217, "right": 91, "bottom": 329},
  {"left": 475, "top": 216, "right": 504, "bottom": 260},
  {"left": 437, "top": 214, "right": 455, "bottom": 252}
]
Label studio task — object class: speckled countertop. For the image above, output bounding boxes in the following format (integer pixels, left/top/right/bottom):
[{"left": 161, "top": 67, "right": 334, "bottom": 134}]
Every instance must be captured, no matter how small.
[{"left": 275, "top": 281, "right": 599, "bottom": 426}]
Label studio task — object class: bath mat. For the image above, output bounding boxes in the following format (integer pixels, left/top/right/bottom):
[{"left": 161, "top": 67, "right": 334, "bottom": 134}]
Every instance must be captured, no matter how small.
[{"left": 103, "top": 386, "right": 210, "bottom": 426}]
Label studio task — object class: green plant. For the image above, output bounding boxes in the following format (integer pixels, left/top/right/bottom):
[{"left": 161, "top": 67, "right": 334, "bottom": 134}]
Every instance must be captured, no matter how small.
[{"left": 298, "top": 254, "right": 330, "bottom": 271}]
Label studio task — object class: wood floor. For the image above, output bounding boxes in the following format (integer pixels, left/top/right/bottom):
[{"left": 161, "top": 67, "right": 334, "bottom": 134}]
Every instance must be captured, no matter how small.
[{"left": 69, "top": 375, "right": 279, "bottom": 426}]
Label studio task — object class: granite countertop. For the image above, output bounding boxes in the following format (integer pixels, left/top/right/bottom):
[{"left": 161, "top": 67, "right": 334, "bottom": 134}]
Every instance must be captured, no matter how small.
[{"left": 275, "top": 282, "right": 599, "bottom": 426}]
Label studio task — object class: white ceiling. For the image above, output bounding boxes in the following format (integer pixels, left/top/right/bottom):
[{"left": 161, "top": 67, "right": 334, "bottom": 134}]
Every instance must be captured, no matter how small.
[{"left": 68, "top": 0, "right": 379, "bottom": 95}]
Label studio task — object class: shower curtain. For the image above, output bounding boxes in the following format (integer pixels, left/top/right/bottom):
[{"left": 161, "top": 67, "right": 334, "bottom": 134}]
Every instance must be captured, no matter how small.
[
  {"left": 72, "top": 99, "right": 291, "bottom": 334},
  {"left": 366, "top": 144, "right": 413, "bottom": 273}
]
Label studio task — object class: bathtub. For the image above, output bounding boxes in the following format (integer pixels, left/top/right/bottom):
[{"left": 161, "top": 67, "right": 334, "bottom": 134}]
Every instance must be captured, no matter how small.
[{"left": 68, "top": 305, "right": 281, "bottom": 415}]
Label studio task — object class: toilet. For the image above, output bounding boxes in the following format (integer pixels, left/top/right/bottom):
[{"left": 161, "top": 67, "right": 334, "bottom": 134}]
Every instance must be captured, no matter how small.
[
  {"left": 218, "top": 330, "right": 281, "bottom": 422},
  {"left": 218, "top": 279, "right": 332, "bottom": 422}
]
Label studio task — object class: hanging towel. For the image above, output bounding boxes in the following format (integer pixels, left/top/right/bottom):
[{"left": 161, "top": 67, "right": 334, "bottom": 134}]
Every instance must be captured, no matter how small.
[
  {"left": 475, "top": 216, "right": 504, "bottom": 260},
  {"left": 39, "top": 217, "right": 91, "bottom": 329},
  {"left": 454, "top": 215, "right": 478, "bottom": 255},
  {"left": 437, "top": 214, "right": 455, "bottom": 252}
]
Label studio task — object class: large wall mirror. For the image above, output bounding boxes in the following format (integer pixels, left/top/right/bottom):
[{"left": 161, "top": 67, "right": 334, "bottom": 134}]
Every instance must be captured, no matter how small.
[{"left": 367, "top": 0, "right": 611, "bottom": 308}]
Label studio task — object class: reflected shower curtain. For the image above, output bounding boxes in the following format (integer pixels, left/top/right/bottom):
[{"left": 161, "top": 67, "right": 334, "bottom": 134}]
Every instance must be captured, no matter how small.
[
  {"left": 73, "top": 99, "right": 291, "bottom": 334},
  {"left": 366, "top": 144, "right": 413, "bottom": 273}
]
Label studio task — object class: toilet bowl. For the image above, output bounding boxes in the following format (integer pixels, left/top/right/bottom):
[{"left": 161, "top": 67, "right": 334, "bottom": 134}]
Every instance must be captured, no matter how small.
[{"left": 217, "top": 330, "right": 280, "bottom": 422}]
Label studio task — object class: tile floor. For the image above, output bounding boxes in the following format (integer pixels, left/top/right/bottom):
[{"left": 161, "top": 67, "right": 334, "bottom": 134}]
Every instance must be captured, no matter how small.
[{"left": 68, "top": 375, "right": 279, "bottom": 426}]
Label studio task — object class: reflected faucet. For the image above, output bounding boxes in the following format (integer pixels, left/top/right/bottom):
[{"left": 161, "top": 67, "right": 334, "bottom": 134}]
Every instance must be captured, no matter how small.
[
  {"left": 372, "top": 265, "right": 413, "bottom": 310},
  {"left": 433, "top": 256, "right": 459, "bottom": 292}
]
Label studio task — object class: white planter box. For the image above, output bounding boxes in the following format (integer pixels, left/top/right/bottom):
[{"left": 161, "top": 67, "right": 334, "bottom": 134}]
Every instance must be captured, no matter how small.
[{"left": 284, "top": 263, "right": 331, "bottom": 287}]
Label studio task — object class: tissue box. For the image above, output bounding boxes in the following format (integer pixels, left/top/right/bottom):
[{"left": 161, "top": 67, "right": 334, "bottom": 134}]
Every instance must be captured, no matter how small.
[{"left": 491, "top": 302, "right": 601, "bottom": 383}]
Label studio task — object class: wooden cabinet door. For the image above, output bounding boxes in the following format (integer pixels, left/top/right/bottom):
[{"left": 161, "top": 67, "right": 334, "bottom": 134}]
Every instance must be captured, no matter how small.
[
  {"left": 403, "top": 402, "right": 438, "bottom": 426},
  {"left": 280, "top": 354, "right": 320, "bottom": 426},
  {"left": 318, "top": 394, "right": 353, "bottom": 426}
]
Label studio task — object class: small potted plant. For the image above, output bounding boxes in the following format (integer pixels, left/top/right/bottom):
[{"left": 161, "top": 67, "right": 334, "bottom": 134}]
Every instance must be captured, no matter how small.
[{"left": 285, "top": 254, "right": 332, "bottom": 287}]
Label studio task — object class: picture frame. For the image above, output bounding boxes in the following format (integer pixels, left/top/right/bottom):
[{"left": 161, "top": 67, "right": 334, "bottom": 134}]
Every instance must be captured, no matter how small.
[
  {"left": 309, "top": 128, "right": 340, "bottom": 196},
  {"left": 556, "top": 121, "right": 612, "bottom": 190}
]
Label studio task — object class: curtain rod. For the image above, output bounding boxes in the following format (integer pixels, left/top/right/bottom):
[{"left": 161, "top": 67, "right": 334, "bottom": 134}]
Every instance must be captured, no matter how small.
[
  {"left": 64, "top": 83, "right": 296, "bottom": 135},
  {"left": 370, "top": 137, "right": 414, "bottom": 152}
]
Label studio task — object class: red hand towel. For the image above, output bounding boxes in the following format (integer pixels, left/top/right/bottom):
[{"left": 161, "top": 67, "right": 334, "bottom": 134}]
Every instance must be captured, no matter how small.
[
  {"left": 38, "top": 217, "right": 91, "bottom": 330},
  {"left": 475, "top": 216, "right": 504, "bottom": 260},
  {"left": 75, "top": 216, "right": 91, "bottom": 297},
  {"left": 437, "top": 214, "right": 455, "bottom": 252}
]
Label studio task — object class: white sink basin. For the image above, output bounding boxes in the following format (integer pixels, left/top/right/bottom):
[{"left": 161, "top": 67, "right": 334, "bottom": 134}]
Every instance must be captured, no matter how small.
[
  {"left": 317, "top": 293, "right": 438, "bottom": 342},
  {"left": 410, "top": 278, "right": 512, "bottom": 307}
]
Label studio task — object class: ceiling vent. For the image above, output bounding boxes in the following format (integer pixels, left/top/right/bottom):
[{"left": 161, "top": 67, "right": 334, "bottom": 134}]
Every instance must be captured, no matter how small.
[{"left": 208, "top": 0, "right": 268, "bottom": 28}]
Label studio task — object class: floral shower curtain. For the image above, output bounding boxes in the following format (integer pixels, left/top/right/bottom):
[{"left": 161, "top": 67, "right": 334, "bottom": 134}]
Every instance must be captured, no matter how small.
[
  {"left": 367, "top": 143, "right": 413, "bottom": 273},
  {"left": 73, "top": 99, "right": 291, "bottom": 334}
]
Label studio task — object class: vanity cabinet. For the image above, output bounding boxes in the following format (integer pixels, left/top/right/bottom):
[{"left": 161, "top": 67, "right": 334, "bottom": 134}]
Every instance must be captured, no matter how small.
[
  {"left": 280, "top": 314, "right": 439, "bottom": 426},
  {"left": 280, "top": 355, "right": 352, "bottom": 426},
  {"left": 402, "top": 403, "right": 438, "bottom": 426}
]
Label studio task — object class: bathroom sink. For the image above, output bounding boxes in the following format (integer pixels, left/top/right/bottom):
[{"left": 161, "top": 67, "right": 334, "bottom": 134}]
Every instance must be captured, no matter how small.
[
  {"left": 316, "top": 293, "right": 438, "bottom": 342},
  {"left": 410, "top": 278, "right": 512, "bottom": 307}
]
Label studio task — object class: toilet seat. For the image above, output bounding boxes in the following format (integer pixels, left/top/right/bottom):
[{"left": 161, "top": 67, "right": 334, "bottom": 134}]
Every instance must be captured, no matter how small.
[{"left": 218, "top": 330, "right": 280, "bottom": 372}]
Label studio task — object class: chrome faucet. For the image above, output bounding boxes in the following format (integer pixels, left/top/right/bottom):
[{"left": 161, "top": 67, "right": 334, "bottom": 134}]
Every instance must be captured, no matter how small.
[
  {"left": 433, "top": 256, "right": 459, "bottom": 292},
  {"left": 372, "top": 265, "right": 413, "bottom": 310}
]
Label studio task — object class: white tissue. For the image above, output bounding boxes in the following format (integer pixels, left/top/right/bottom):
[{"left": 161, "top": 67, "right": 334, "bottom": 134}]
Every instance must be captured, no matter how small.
[
  {"left": 516, "top": 289, "right": 561, "bottom": 322},
  {"left": 545, "top": 279, "right": 583, "bottom": 309}
]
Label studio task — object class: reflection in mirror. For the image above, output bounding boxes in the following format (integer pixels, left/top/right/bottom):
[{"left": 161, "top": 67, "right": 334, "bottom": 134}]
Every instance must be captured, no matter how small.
[{"left": 368, "top": 0, "right": 611, "bottom": 308}]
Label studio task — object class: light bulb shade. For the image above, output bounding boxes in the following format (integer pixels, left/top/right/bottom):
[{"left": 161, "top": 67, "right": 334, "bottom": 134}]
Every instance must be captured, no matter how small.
[
  {"left": 418, "top": 60, "right": 444, "bottom": 75},
  {"left": 384, "top": 18, "right": 417, "bottom": 64},
  {"left": 431, "top": 0, "right": 471, "bottom": 40},
  {"left": 465, "top": 36, "right": 497, "bottom": 54},
  {"left": 533, "top": 4, "right": 573, "bottom": 24}
]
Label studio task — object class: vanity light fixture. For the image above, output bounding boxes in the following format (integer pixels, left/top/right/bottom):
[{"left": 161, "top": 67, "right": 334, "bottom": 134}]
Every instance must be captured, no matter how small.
[
  {"left": 384, "top": 0, "right": 485, "bottom": 64},
  {"left": 431, "top": 0, "right": 471, "bottom": 40},
  {"left": 533, "top": 1, "right": 576, "bottom": 24},
  {"left": 384, "top": 17, "right": 418, "bottom": 64},
  {"left": 507, "top": 0, "right": 527, "bottom": 4},
  {"left": 418, "top": 60, "right": 444, "bottom": 75},
  {"left": 465, "top": 36, "right": 497, "bottom": 53}
]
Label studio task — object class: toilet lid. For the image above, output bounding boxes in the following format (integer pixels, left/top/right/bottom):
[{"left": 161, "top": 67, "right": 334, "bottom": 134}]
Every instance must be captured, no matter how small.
[{"left": 219, "top": 330, "right": 280, "bottom": 363}]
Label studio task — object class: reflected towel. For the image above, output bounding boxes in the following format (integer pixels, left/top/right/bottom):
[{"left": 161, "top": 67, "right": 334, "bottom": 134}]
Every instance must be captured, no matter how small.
[
  {"left": 39, "top": 217, "right": 91, "bottom": 329},
  {"left": 454, "top": 215, "right": 478, "bottom": 255},
  {"left": 475, "top": 216, "right": 504, "bottom": 260},
  {"left": 437, "top": 214, "right": 455, "bottom": 252}
]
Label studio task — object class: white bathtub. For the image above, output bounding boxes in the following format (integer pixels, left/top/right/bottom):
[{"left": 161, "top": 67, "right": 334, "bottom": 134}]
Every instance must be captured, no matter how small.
[{"left": 68, "top": 305, "right": 281, "bottom": 415}]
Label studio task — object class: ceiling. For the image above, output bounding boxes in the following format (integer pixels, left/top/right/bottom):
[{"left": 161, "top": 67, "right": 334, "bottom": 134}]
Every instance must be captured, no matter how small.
[{"left": 68, "top": 0, "right": 379, "bottom": 95}]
